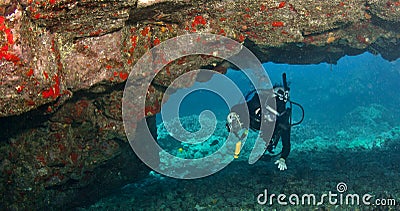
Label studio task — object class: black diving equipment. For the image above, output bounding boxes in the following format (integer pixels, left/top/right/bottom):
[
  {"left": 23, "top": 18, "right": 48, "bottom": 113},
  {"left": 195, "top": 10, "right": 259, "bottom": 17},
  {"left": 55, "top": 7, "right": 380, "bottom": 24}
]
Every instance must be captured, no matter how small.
[{"left": 243, "top": 73, "right": 304, "bottom": 127}]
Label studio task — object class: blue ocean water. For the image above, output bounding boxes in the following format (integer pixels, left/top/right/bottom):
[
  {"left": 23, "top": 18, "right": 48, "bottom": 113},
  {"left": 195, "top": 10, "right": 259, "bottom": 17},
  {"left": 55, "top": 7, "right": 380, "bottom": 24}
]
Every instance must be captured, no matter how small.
[
  {"left": 172, "top": 52, "right": 400, "bottom": 123},
  {"left": 86, "top": 52, "right": 400, "bottom": 210}
]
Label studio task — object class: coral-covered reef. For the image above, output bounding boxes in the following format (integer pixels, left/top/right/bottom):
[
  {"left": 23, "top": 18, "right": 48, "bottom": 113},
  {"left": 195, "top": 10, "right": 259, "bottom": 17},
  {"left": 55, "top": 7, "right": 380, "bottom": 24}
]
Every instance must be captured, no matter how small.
[
  {"left": 1, "top": 0, "right": 400, "bottom": 209},
  {"left": 1, "top": 0, "right": 400, "bottom": 117}
]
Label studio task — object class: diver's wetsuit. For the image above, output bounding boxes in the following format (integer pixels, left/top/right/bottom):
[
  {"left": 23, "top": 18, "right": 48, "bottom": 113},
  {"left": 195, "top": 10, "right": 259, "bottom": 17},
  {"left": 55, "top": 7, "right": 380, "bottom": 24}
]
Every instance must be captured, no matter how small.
[
  {"left": 229, "top": 92, "right": 291, "bottom": 160},
  {"left": 266, "top": 97, "right": 291, "bottom": 160}
]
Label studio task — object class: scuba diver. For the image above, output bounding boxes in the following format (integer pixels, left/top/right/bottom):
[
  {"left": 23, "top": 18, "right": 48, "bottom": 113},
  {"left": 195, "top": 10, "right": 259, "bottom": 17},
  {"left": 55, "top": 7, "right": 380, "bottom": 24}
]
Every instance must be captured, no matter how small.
[{"left": 226, "top": 73, "right": 304, "bottom": 171}]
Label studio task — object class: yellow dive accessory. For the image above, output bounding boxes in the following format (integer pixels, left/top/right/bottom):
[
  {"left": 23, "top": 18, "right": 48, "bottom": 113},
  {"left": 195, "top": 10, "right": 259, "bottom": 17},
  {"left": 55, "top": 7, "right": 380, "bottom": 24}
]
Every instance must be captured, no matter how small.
[
  {"left": 233, "top": 129, "right": 248, "bottom": 159},
  {"left": 234, "top": 141, "right": 241, "bottom": 159}
]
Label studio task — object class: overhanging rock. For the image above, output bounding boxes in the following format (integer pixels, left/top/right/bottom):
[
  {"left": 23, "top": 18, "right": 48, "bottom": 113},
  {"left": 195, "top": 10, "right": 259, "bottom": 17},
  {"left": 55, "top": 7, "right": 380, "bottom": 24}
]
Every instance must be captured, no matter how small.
[{"left": 0, "top": 0, "right": 399, "bottom": 117}]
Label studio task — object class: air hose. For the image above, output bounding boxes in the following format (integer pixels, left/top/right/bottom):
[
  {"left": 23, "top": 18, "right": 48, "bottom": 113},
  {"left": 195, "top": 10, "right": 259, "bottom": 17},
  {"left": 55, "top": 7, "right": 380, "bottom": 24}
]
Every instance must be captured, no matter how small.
[{"left": 289, "top": 100, "right": 305, "bottom": 127}]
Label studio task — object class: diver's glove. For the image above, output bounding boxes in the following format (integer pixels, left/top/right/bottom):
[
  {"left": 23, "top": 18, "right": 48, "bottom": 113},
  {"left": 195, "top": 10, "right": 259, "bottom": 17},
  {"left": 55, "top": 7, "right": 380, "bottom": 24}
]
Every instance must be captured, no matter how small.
[{"left": 274, "top": 158, "right": 287, "bottom": 171}]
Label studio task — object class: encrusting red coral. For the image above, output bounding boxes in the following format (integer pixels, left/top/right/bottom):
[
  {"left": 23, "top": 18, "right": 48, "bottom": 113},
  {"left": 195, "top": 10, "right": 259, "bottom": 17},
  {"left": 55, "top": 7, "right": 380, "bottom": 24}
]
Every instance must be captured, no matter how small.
[{"left": 0, "top": 16, "right": 20, "bottom": 64}]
